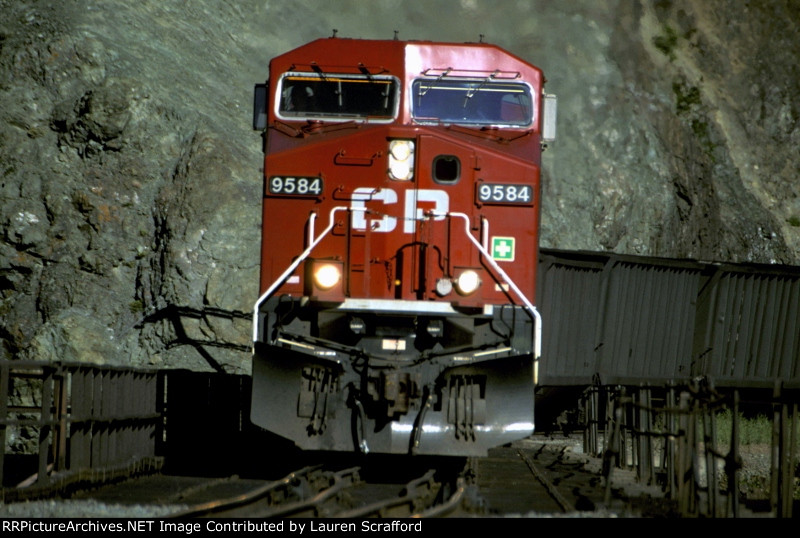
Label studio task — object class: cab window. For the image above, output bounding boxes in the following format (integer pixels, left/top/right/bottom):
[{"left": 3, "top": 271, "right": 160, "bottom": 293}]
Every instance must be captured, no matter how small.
[
  {"left": 278, "top": 73, "right": 399, "bottom": 122},
  {"left": 412, "top": 79, "right": 533, "bottom": 127}
]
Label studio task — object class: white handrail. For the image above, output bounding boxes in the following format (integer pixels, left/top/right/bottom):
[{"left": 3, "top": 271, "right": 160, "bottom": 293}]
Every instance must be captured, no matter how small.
[
  {"left": 252, "top": 206, "right": 361, "bottom": 342},
  {"left": 448, "top": 212, "right": 542, "bottom": 362},
  {"left": 307, "top": 211, "right": 317, "bottom": 246},
  {"left": 252, "top": 207, "right": 542, "bottom": 372}
]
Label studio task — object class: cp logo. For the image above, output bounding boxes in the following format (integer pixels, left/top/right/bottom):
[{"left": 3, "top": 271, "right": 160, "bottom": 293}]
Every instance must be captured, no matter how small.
[{"left": 351, "top": 188, "right": 449, "bottom": 234}]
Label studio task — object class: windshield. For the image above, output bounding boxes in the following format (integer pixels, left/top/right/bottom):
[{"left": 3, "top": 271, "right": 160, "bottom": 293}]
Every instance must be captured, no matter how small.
[
  {"left": 278, "top": 72, "right": 399, "bottom": 121},
  {"left": 412, "top": 78, "right": 533, "bottom": 127}
]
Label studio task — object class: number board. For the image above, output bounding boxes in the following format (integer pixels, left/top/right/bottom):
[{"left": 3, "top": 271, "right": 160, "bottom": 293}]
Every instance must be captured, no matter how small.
[
  {"left": 268, "top": 176, "right": 323, "bottom": 197},
  {"left": 476, "top": 183, "right": 534, "bottom": 205}
]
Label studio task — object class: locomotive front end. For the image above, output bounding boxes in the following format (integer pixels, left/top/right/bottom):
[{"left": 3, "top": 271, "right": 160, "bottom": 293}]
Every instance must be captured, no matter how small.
[{"left": 251, "top": 38, "right": 553, "bottom": 456}]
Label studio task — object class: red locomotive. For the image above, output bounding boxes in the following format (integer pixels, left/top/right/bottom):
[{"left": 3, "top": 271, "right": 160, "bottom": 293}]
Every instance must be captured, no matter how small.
[{"left": 251, "top": 36, "right": 556, "bottom": 456}]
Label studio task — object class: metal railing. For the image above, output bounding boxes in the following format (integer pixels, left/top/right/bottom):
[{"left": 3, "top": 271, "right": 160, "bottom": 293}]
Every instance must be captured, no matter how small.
[{"left": 582, "top": 379, "right": 798, "bottom": 517}]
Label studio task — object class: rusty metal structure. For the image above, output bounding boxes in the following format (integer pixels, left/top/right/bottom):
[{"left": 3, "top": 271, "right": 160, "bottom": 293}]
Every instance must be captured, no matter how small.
[
  {"left": 580, "top": 382, "right": 797, "bottom": 518},
  {"left": 0, "top": 360, "right": 161, "bottom": 499}
]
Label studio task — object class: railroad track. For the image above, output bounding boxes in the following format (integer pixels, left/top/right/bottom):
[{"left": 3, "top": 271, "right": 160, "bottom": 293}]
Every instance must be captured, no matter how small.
[
  {"left": 160, "top": 439, "right": 636, "bottom": 518},
  {"left": 161, "top": 450, "right": 585, "bottom": 517},
  {"left": 165, "top": 465, "right": 453, "bottom": 518},
  {"left": 473, "top": 437, "right": 672, "bottom": 516},
  {"left": 0, "top": 436, "right": 670, "bottom": 518}
]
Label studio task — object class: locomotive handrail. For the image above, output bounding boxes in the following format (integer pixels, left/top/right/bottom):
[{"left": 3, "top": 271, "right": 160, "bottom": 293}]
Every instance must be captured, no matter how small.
[
  {"left": 252, "top": 206, "right": 365, "bottom": 343},
  {"left": 252, "top": 207, "right": 542, "bottom": 375},
  {"left": 448, "top": 212, "right": 542, "bottom": 366}
]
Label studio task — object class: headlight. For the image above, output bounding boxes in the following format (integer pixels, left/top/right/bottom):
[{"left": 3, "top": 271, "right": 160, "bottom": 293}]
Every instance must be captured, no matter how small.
[
  {"left": 435, "top": 277, "right": 453, "bottom": 297},
  {"left": 314, "top": 264, "right": 341, "bottom": 290},
  {"left": 455, "top": 270, "right": 481, "bottom": 295},
  {"left": 390, "top": 140, "right": 413, "bottom": 160},
  {"left": 388, "top": 139, "right": 414, "bottom": 181}
]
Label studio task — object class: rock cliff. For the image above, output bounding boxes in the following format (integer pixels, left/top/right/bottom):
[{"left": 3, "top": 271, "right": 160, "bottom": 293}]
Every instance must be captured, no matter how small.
[{"left": 1, "top": 0, "right": 798, "bottom": 372}]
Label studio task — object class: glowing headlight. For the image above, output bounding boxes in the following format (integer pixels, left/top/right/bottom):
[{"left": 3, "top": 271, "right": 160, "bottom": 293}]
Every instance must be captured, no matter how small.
[
  {"left": 314, "top": 264, "right": 341, "bottom": 290},
  {"left": 455, "top": 270, "right": 481, "bottom": 295},
  {"left": 390, "top": 140, "right": 413, "bottom": 160},
  {"left": 388, "top": 139, "right": 414, "bottom": 181}
]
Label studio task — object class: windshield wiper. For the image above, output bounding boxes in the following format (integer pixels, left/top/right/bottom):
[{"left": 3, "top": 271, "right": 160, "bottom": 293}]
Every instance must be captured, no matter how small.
[
  {"left": 419, "top": 68, "right": 452, "bottom": 98},
  {"left": 310, "top": 62, "right": 326, "bottom": 81},
  {"left": 447, "top": 123, "right": 533, "bottom": 143},
  {"left": 463, "top": 70, "right": 499, "bottom": 107}
]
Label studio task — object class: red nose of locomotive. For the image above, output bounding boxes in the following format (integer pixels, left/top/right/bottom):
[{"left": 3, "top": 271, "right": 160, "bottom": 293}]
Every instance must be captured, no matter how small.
[{"left": 250, "top": 37, "right": 554, "bottom": 456}]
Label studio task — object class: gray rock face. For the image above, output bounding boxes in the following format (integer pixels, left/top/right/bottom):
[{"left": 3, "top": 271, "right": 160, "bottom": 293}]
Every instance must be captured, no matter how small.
[
  {"left": 0, "top": 1, "right": 260, "bottom": 371},
  {"left": 1, "top": 1, "right": 798, "bottom": 371}
]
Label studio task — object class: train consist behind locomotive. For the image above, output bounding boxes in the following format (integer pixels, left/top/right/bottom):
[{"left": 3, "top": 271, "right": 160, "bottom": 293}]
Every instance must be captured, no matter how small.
[{"left": 251, "top": 37, "right": 556, "bottom": 456}]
